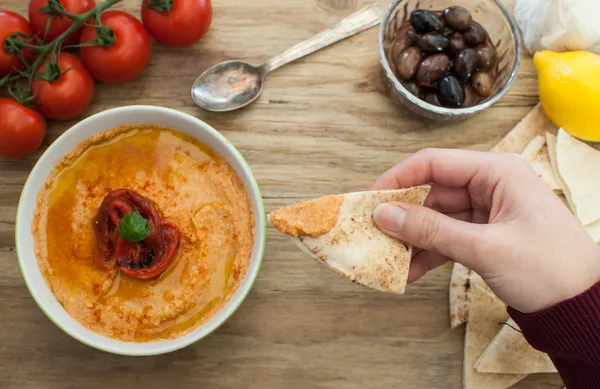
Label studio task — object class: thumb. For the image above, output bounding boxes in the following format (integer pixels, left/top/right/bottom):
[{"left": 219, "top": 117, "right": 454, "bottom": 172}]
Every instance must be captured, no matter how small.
[{"left": 373, "top": 202, "right": 484, "bottom": 262}]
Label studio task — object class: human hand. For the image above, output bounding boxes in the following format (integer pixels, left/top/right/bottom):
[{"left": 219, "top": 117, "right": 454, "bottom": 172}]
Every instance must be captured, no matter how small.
[{"left": 372, "top": 148, "right": 600, "bottom": 313}]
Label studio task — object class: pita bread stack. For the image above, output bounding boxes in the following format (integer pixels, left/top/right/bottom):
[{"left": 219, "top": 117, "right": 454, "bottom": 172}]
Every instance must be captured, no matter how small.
[{"left": 269, "top": 186, "right": 430, "bottom": 294}]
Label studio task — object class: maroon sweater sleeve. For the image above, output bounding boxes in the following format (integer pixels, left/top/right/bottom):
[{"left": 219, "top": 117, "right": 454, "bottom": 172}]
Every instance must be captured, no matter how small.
[{"left": 508, "top": 280, "right": 600, "bottom": 389}]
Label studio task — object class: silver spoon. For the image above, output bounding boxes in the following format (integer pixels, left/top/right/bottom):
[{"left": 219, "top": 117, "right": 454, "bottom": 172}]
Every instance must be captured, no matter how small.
[{"left": 191, "top": 4, "right": 384, "bottom": 112}]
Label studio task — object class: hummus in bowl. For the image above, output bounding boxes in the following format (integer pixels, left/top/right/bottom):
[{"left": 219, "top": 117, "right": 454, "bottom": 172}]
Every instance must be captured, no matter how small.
[{"left": 16, "top": 106, "right": 266, "bottom": 355}]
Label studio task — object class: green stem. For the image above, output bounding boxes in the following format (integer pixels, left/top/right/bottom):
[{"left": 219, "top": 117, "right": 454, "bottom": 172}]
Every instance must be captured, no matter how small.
[
  {"left": 25, "top": 0, "right": 122, "bottom": 91},
  {"left": 0, "top": 74, "right": 21, "bottom": 89}
]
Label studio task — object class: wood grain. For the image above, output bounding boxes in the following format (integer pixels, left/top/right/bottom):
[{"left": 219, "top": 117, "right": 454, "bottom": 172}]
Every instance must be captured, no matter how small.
[{"left": 0, "top": 0, "right": 562, "bottom": 388}]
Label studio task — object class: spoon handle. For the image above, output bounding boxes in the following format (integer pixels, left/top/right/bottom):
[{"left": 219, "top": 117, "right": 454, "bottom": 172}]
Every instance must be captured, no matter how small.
[{"left": 262, "top": 4, "right": 384, "bottom": 74}]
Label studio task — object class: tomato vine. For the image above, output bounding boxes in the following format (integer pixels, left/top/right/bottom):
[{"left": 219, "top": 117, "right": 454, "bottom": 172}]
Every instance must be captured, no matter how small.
[{"left": 0, "top": 0, "right": 121, "bottom": 104}]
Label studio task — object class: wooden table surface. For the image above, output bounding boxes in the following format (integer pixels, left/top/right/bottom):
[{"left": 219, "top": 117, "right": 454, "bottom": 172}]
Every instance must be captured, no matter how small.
[{"left": 0, "top": 0, "right": 564, "bottom": 388}]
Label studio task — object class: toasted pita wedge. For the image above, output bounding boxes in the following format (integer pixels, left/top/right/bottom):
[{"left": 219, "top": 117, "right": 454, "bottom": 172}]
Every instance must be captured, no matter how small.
[
  {"left": 449, "top": 264, "right": 490, "bottom": 328},
  {"left": 476, "top": 318, "right": 557, "bottom": 374},
  {"left": 546, "top": 133, "right": 574, "bottom": 211},
  {"left": 450, "top": 263, "right": 471, "bottom": 328},
  {"left": 521, "top": 135, "right": 561, "bottom": 193},
  {"left": 464, "top": 286, "right": 525, "bottom": 389},
  {"left": 269, "top": 186, "right": 431, "bottom": 294},
  {"left": 556, "top": 129, "right": 600, "bottom": 226},
  {"left": 491, "top": 103, "right": 557, "bottom": 154}
]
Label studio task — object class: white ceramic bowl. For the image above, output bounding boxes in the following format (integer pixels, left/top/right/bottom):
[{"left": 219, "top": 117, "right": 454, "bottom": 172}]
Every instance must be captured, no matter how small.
[{"left": 15, "top": 106, "right": 266, "bottom": 356}]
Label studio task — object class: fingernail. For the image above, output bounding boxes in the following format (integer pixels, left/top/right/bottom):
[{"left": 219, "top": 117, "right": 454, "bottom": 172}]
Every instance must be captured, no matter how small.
[{"left": 373, "top": 203, "right": 406, "bottom": 232}]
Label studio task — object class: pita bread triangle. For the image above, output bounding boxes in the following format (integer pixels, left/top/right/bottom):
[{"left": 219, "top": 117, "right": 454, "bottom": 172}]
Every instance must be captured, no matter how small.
[
  {"left": 475, "top": 318, "right": 557, "bottom": 374},
  {"left": 450, "top": 263, "right": 471, "bottom": 329},
  {"left": 269, "top": 186, "right": 431, "bottom": 294},
  {"left": 491, "top": 103, "right": 557, "bottom": 154},
  {"left": 449, "top": 265, "right": 490, "bottom": 328},
  {"left": 556, "top": 129, "right": 600, "bottom": 226},
  {"left": 521, "top": 135, "right": 561, "bottom": 193},
  {"left": 464, "top": 285, "right": 525, "bottom": 389},
  {"left": 545, "top": 132, "right": 574, "bottom": 211}
]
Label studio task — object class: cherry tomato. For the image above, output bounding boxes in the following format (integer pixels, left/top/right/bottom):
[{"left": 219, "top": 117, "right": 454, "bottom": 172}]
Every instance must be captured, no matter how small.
[
  {"left": 141, "top": 0, "right": 212, "bottom": 48},
  {"left": 80, "top": 11, "right": 152, "bottom": 84},
  {"left": 0, "top": 98, "right": 46, "bottom": 159},
  {"left": 32, "top": 52, "right": 94, "bottom": 121},
  {"left": 0, "top": 11, "right": 35, "bottom": 77},
  {"left": 28, "top": 0, "right": 96, "bottom": 45}
]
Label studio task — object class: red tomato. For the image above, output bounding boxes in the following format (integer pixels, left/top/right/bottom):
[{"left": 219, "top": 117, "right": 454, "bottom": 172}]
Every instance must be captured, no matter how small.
[
  {"left": 32, "top": 53, "right": 94, "bottom": 121},
  {"left": 80, "top": 11, "right": 152, "bottom": 84},
  {"left": 0, "top": 11, "right": 34, "bottom": 76},
  {"left": 28, "top": 0, "right": 96, "bottom": 45},
  {"left": 0, "top": 98, "right": 46, "bottom": 159},
  {"left": 141, "top": 0, "right": 212, "bottom": 48}
]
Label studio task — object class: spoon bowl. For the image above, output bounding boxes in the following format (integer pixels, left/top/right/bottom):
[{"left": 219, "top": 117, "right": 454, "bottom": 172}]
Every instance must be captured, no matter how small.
[{"left": 191, "top": 61, "right": 264, "bottom": 112}]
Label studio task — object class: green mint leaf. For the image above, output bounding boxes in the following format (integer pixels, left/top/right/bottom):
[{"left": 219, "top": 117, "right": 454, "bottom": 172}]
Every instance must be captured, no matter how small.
[{"left": 118, "top": 211, "right": 152, "bottom": 243}]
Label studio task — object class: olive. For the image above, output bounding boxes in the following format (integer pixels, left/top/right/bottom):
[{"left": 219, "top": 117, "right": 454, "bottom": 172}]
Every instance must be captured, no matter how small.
[
  {"left": 390, "top": 39, "right": 410, "bottom": 63},
  {"left": 448, "top": 32, "right": 467, "bottom": 55},
  {"left": 406, "top": 27, "right": 421, "bottom": 44},
  {"left": 454, "top": 48, "right": 477, "bottom": 83},
  {"left": 463, "top": 23, "right": 488, "bottom": 47},
  {"left": 438, "top": 75, "right": 465, "bottom": 107},
  {"left": 395, "top": 46, "right": 422, "bottom": 80},
  {"left": 424, "top": 92, "right": 441, "bottom": 106},
  {"left": 402, "top": 81, "right": 423, "bottom": 98},
  {"left": 475, "top": 45, "right": 498, "bottom": 70},
  {"left": 463, "top": 85, "right": 479, "bottom": 107},
  {"left": 471, "top": 71, "right": 495, "bottom": 97},
  {"left": 416, "top": 53, "right": 450, "bottom": 85},
  {"left": 443, "top": 6, "right": 472, "bottom": 31},
  {"left": 418, "top": 32, "right": 450, "bottom": 53},
  {"left": 410, "top": 10, "right": 444, "bottom": 33}
]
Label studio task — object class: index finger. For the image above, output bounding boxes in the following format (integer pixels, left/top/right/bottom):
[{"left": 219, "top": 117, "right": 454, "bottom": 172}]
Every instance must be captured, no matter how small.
[{"left": 372, "top": 148, "right": 497, "bottom": 190}]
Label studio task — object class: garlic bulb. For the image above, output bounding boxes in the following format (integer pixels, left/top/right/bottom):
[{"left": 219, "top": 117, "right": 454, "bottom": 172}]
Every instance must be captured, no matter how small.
[{"left": 514, "top": 0, "right": 600, "bottom": 55}]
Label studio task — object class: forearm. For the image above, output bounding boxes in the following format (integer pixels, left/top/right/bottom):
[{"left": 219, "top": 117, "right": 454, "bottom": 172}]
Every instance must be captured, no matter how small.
[{"left": 508, "top": 280, "right": 600, "bottom": 389}]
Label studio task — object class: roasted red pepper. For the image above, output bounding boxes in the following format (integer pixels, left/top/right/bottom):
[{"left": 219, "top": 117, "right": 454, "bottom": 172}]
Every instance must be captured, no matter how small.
[{"left": 95, "top": 189, "right": 180, "bottom": 280}]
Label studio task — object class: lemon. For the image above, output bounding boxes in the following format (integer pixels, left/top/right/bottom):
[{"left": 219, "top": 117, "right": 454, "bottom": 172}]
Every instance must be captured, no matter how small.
[{"left": 534, "top": 50, "right": 600, "bottom": 142}]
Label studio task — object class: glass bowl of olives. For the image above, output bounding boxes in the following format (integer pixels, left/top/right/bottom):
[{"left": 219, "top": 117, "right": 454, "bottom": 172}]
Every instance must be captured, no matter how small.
[{"left": 379, "top": 0, "right": 521, "bottom": 122}]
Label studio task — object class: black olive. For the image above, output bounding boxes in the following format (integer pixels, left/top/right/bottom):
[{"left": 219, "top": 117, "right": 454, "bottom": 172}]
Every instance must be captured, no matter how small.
[
  {"left": 416, "top": 53, "right": 450, "bottom": 85},
  {"left": 454, "top": 48, "right": 477, "bottom": 83},
  {"left": 410, "top": 10, "right": 444, "bottom": 33},
  {"left": 475, "top": 45, "right": 498, "bottom": 71},
  {"left": 418, "top": 32, "right": 450, "bottom": 53},
  {"left": 471, "top": 71, "right": 495, "bottom": 97},
  {"left": 443, "top": 6, "right": 472, "bottom": 31},
  {"left": 402, "top": 81, "right": 424, "bottom": 98},
  {"left": 438, "top": 75, "right": 465, "bottom": 107},
  {"left": 424, "top": 92, "right": 442, "bottom": 106},
  {"left": 463, "top": 23, "right": 488, "bottom": 47},
  {"left": 395, "top": 46, "right": 422, "bottom": 80},
  {"left": 448, "top": 32, "right": 467, "bottom": 55}
]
